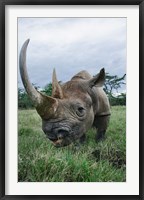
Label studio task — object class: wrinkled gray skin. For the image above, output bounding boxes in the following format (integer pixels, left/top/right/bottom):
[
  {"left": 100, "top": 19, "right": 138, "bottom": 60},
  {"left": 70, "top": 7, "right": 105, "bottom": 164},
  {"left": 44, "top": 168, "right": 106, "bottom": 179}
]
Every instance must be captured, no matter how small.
[{"left": 19, "top": 39, "right": 111, "bottom": 147}]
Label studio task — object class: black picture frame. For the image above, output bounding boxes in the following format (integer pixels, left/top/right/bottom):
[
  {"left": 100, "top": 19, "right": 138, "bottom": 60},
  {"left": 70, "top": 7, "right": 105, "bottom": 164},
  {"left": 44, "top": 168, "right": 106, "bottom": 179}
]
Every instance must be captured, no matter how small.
[{"left": 0, "top": 0, "right": 143, "bottom": 199}]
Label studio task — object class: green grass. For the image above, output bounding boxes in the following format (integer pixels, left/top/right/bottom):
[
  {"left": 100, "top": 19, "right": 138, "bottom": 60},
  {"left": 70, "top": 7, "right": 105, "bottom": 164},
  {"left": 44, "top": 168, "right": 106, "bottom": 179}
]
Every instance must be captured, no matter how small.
[{"left": 18, "top": 106, "right": 126, "bottom": 182}]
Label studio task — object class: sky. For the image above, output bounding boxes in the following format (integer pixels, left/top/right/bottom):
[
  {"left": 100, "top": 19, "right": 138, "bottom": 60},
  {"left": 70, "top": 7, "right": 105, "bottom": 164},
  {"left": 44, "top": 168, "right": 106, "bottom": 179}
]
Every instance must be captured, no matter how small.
[{"left": 18, "top": 18, "right": 126, "bottom": 92}]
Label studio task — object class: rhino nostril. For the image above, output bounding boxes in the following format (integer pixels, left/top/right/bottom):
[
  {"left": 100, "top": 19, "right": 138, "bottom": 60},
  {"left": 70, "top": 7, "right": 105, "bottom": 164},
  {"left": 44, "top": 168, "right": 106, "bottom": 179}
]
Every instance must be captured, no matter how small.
[
  {"left": 57, "top": 129, "right": 69, "bottom": 137},
  {"left": 57, "top": 134, "right": 63, "bottom": 139}
]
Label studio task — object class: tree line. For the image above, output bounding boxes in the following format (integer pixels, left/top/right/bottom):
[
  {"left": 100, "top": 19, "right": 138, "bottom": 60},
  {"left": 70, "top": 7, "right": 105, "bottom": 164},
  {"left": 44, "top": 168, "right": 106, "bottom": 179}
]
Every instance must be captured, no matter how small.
[{"left": 18, "top": 73, "right": 126, "bottom": 109}]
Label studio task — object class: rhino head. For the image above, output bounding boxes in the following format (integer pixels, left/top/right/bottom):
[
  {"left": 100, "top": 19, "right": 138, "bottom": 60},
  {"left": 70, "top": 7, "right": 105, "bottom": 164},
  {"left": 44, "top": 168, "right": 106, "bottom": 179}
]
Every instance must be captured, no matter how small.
[{"left": 19, "top": 39, "right": 110, "bottom": 147}]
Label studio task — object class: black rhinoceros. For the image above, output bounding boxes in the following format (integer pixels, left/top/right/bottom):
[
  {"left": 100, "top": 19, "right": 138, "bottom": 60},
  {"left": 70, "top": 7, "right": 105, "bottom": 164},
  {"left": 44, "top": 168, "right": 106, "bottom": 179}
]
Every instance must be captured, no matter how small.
[{"left": 19, "top": 39, "right": 111, "bottom": 147}]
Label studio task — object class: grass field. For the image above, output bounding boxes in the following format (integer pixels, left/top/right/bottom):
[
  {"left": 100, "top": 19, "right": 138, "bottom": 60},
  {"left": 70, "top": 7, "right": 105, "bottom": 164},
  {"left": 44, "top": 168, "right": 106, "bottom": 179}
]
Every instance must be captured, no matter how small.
[{"left": 18, "top": 106, "right": 126, "bottom": 182}]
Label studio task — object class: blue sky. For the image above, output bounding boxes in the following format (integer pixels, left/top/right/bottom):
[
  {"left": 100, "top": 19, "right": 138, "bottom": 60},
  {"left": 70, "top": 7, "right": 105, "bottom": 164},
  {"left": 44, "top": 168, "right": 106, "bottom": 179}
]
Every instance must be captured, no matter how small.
[{"left": 18, "top": 18, "right": 126, "bottom": 92}]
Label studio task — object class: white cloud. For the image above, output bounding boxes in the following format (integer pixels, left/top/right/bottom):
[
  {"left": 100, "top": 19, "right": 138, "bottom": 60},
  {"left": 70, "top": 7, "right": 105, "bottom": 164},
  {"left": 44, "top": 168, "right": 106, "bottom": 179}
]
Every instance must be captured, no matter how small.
[{"left": 18, "top": 17, "right": 126, "bottom": 91}]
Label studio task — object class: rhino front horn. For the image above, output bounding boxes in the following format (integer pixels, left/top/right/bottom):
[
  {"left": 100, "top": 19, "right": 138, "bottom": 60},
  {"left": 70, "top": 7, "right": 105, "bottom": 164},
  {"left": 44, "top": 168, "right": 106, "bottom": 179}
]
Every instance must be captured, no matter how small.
[
  {"left": 19, "top": 39, "right": 43, "bottom": 106},
  {"left": 19, "top": 39, "right": 58, "bottom": 119}
]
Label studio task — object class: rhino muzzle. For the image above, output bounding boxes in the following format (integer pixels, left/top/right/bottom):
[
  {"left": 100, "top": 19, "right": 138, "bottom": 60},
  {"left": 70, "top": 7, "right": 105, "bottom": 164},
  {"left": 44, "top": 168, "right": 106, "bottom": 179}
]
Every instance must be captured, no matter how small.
[
  {"left": 42, "top": 120, "right": 74, "bottom": 147},
  {"left": 48, "top": 129, "right": 72, "bottom": 147},
  {"left": 45, "top": 128, "right": 70, "bottom": 141}
]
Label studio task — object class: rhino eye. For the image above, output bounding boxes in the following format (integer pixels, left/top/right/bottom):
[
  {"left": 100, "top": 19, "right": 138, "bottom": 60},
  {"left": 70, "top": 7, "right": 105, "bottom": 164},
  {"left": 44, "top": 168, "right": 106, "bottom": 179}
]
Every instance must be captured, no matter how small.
[{"left": 76, "top": 106, "right": 85, "bottom": 117}]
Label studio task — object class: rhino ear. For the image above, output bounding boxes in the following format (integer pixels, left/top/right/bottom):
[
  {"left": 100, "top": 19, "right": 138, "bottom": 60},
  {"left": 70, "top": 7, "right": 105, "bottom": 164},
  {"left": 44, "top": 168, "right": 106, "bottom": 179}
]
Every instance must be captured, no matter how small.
[
  {"left": 88, "top": 68, "right": 105, "bottom": 88},
  {"left": 52, "top": 69, "right": 63, "bottom": 99}
]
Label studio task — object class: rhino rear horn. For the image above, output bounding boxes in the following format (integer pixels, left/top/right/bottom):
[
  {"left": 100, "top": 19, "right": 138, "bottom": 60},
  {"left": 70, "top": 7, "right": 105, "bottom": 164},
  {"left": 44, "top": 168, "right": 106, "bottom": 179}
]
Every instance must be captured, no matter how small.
[
  {"left": 52, "top": 68, "right": 63, "bottom": 99},
  {"left": 19, "top": 39, "right": 58, "bottom": 118}
]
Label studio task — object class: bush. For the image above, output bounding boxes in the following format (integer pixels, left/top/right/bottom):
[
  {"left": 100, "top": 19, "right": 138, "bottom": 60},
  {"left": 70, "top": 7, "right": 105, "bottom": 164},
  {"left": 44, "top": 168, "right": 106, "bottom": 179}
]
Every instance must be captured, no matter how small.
[
  {"left": 108, "top": 93, "right": 126, "bottom": 106},
  {"left": 18, "top": 88, "right": 34, "bottom": 109}
]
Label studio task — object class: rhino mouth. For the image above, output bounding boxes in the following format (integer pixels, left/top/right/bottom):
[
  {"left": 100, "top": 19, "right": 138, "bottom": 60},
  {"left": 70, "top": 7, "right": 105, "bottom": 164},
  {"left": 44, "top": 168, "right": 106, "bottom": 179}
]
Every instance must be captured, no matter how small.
[
  {"left": 52, "top": 137, "right": 72, "bottom": 147},
  {"left": 52, "top": 139, "right": 64, "bottom": 147},
  {"left": 46, "top": 129, "right": 73, "bottom": 147}
]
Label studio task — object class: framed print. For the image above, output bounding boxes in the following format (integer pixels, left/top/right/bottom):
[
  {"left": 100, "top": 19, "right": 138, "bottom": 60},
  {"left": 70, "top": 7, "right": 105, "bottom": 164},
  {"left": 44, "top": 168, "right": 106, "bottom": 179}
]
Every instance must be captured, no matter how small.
[{"left": 0, "top": 0, "right": 144, "bottom": 199}]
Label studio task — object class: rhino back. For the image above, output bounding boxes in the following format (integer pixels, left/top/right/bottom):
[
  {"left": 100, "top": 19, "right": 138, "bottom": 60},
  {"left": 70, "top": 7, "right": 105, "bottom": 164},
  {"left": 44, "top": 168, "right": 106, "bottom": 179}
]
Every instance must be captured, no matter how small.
[{"left": 71, "top": 70, "right": 92, "bottom": 80}]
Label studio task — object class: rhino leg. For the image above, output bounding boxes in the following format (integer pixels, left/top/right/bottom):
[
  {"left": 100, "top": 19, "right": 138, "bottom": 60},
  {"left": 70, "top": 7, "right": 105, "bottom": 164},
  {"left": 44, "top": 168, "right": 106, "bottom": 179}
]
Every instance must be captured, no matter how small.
[{"left": 93, "top": 115, "right": 110, "bottom": 142}]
